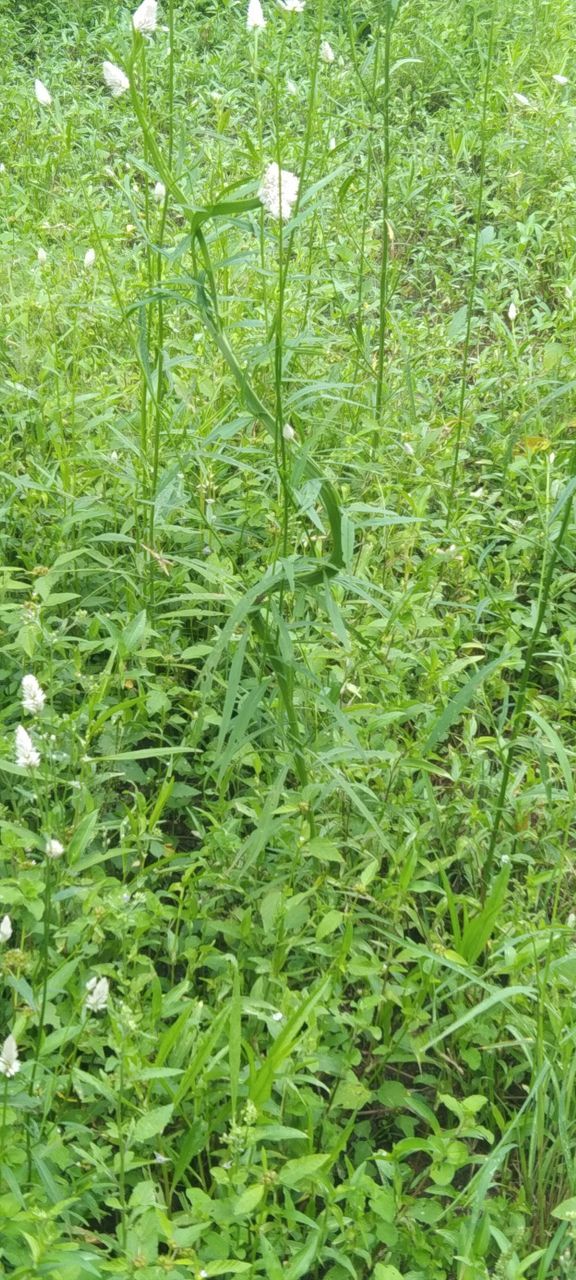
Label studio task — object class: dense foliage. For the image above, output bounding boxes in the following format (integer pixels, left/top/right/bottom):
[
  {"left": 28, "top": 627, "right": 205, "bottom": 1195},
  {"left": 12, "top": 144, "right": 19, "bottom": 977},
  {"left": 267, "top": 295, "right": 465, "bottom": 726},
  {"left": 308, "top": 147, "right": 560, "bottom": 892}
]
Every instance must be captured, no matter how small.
[{"left": 1, "top": 0, "right": 576, "bottom": 1276}]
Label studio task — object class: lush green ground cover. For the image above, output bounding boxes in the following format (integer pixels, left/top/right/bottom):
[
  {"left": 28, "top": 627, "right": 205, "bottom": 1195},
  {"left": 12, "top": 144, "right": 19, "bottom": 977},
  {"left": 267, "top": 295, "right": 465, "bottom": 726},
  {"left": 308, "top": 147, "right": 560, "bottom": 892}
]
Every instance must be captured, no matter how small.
[{"left": 1, "top": 0, "right": 576, "bottom": 1275}]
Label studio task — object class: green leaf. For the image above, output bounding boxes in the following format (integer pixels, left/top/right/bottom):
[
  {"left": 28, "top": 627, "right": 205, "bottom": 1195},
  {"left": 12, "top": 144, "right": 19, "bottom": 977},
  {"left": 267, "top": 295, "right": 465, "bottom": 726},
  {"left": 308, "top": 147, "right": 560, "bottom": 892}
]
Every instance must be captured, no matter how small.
[
  {"left": 423, "top": 654, "right": 508, "bottom": 753},
  {"left": 332, "top": 1078, "right": 372, "bottom": 1110},
  {"left": 120, "top": 610, "right": 148, "bottom": 657},
  {"left": 279, "top": 1153, "right": 331, "bottom": 1188},
  {"left": 552, "top": 1196, "right": 576, "bottom": 1221},
  {"left": 68, "top": 810, "right": 99, "bottom": 863},
  {"left": 304, "top": 838, "right": 343, "bottom": 864},
  {"left": 233, "top": 1184, "right": 264, "bottom": 1216},
  {"left": 132, "top": 1104, "right": 173, "bottom": 1144}
]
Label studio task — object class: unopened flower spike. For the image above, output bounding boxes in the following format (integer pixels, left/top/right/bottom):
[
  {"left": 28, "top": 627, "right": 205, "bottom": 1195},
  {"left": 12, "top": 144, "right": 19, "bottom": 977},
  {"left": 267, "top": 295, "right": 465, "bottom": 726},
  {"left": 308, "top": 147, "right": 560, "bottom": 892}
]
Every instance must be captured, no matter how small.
[
  {"left": 0, "top": 1034, "right": 20, "bottom": 1078},
  {"left": 320, "top": 40, "right": 335, "bottom": 63},
  {"left": 0, "top": 916, "right": 12, "bottom": 943},
  {"left": 132, "top": 0, "right": 158, "bottom": 33},
  {"left": 103, "top": 62, "right": 130, "bottom": 97},
  {"left": 247, "top": 0, "right": 266, "bottom": 28},
  {"left": 46, "top": 838, "right": 64, "bottom": 859},
  {"left": 15, "top": 725, "right": 40, "bottom": 770},
  {"left": 259, "top": 163, "right": 299, "bottom": 221},
  {"left": 84, "top": 248, "right": 96, "bottom": 269},
  {"left": 35, "top": 79, "right": 52, "bottom": 107},
  {"left": 21, "top": 674, "right": 46, "bottom": 715},
  {"left": 85, "top": 976, "right": 110, "bottom": 1012}
]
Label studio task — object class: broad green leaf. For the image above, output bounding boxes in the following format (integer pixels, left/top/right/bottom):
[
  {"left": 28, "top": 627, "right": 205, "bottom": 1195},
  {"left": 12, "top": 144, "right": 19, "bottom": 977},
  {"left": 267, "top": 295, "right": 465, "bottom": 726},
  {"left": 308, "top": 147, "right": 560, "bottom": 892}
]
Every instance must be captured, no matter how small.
[
  {"left": 552, "top": 1196, "right": 576, "bottom": 1221},
  {"left": 279, "top": 1153, "right": 331, "bottom": 1188},
  {"left": 233, "top": 1184, "right": 264, "bottom": 1216},
  {"left": 423, "top": 654, "right": 508, "bottom": 753},
  {"left": 132, "top": 1104, "right": 173, "bottom": 1144}
]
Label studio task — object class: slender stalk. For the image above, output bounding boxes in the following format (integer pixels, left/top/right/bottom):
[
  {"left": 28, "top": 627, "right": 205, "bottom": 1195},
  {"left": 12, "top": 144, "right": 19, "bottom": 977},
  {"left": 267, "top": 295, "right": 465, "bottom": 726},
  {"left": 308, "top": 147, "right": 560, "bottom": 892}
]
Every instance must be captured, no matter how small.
[
  {"left": 482, "top": 473, "right": 576, "bottom": 894},
  {"left": 0, "top": 1076, "right": 8, "bottom": 1189},
  {"left": 374, "top": 3, "right": 392, "bottom": 432},
  {"left": 251, "top": 30, "right": 269, "bottom": 329},
  {"left": 446, "top": 1, "right": 497, "bottom": 524},
  {"left": 26, "top": 856, "right": 53, "bottom": 1179}
]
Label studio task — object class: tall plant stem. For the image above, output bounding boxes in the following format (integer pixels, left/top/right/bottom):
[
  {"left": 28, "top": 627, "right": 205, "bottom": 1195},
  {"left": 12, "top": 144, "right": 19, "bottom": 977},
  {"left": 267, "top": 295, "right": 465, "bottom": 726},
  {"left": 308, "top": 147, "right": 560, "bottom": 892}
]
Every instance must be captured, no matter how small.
[
  {"left": 446, "top": 1, "right": 497, "bottom": 525},
  {"left": 482, "top": 475, "right": 576, "bottom": 895},
  {"left": 374, "top": 2, "right": 392, "bottom": 433},
  {"left": 26, "top": 858, "right": 53, "bottom": 1179}
]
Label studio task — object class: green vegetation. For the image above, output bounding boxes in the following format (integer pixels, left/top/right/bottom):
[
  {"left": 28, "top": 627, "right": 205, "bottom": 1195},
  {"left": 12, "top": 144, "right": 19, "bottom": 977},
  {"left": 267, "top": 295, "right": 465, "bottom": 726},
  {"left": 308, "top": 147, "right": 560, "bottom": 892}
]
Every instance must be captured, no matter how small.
[{"left": 2, "top": 0, "right": 576, "bottom": 1275}]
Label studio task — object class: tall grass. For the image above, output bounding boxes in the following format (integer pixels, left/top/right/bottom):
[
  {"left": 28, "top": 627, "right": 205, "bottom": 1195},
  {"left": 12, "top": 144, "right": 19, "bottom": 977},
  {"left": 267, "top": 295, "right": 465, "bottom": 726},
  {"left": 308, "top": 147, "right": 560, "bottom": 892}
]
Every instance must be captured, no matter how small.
[{"left": 1, "top": 0, "right": 576, "bottom": 1277}]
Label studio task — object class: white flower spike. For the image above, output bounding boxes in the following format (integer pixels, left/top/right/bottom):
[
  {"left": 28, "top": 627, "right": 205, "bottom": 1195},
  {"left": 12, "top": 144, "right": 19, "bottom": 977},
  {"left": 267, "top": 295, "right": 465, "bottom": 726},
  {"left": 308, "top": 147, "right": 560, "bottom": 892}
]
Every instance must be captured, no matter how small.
[
  {"left": 508, "top": 302, "right": 517, "bottom": 321},
  {"left": 0, "top": 916, "right": 12, "bottom": 943},
  {"left": 84, "top": 248, "right": 96, "bottom": 269},
  {"left": 103, "top": 61, "right": 130, "bottom": 97},
  {"left": 21, "top": 674, "right": 46, "bottom": 715},
  {"left": 0, "top": 1035, "right": 20, "bottom": 1078},
  {"left": 46, "top": 838, "right": 64, "bottom": 859},
  {"left": 553, "top": 74, "right": 569, "bottom": 86},
  {"left": 320, "top": 41, "right": 335, "bottom": 63},
  {"left": 153, "top": 180, "right": 166, "bottom": 203},
  {"left": 513, "top": 92, "right": 531, "bottom": 107},
  {"left": 247, "top": 0, "right": 266, "bottom": 28},
  {"left": 85, "top": 976, "right": 110, "bottom": 1012},
  {"left": 37, "top": 248, "right": 48, "bottom": 266},
  {"left": 35, "top": 79, "right": 52, "bottom": 107},
  {"left": 15, "top": 725, "right": 40, "bottom": 770},
  {"left": 282, "top": 422, "right": 296, "bottom": 441},
  {"left": 259, "top": 162, "right": 299, "bottom": 221},
  {"left": 278, "top": 0, "right": 305, "bottom": 10},
  {"left": 132, "top": 0, "right": 158, "bottom": 33}
]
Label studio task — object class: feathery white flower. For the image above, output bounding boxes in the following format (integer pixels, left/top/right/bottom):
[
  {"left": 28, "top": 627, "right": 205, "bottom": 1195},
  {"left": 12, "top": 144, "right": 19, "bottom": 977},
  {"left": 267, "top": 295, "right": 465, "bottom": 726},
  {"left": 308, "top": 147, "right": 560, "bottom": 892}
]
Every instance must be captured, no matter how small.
[
  {"left": 553, "top": 73, "right": 569, "bottom": 86},
  {"left": 0, "top": 163, "right": 5, "bottom": 174},
  {"left": 328, "top": 136, "right": 336, "bottom": 151},
  {"left": 103, "top": 61, "right": 130, "bottom": 97},
  {"left": 84, "top": 248, "right": 96, "bottom": 269},
  {"left": 35, "top": 79, "right": 52, "bottom": 107},
  {"left": 132, "top": 0, "right": 158, "bottom": 33},
  {"left": 85, "top": 975, "right": 110, "bottom": 1012},
  {"left": 153, "top": 180, "right": 166, "bottom": 203},
  {"left": 320, "top": 40, "right": 335, "bottom": 63},
  {"left": 21, "top": 674, "right": 46, "bottom": 715},
  {"left": 278, "top": 0, "right": 305, "bottom": 10},
  {"left": 0, "top": 1034, "right": 20, "bottom": 1078},
  {"left": 46, "top": 838, "right": 64, "bottom": 859},
  {"left": 247, "top": 0, "right": 266, "bottom": 27},
  {"left": 259, "top": 162, "right": 299, "bottom": 221},
  {"left": 0, "top": 916, "right": 12, "bottom": 943},
  {"left": 15, "top": 725, "right": 40, "bottom": 770},
  {"left": 508, "top": 302, "right": 517, "bottom": 321},
  {"left": 37, "top": 247, "right": 47, "bottom": 266},
  {"left": 512, "top": 92, "right": 531, "bottom": 107},
  {"left": 282, "top": 422, "right": 296, "bottom": 441},
  {"left": 286, "top": 77, "right": 298, "bottom": 95}
]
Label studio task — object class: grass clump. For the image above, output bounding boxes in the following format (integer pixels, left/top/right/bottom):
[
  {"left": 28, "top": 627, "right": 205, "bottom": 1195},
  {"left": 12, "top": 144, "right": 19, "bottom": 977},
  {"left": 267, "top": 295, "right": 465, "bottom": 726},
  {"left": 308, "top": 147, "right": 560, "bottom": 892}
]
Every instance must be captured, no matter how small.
[{"left": 1, "top": 0, "right": 576, "bottom": 1277}]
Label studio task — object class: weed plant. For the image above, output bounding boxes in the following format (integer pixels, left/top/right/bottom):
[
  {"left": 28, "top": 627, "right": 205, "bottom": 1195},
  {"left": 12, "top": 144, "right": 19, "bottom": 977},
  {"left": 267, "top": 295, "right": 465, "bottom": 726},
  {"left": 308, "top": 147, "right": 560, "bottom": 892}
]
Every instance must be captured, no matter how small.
[{"left": 1, "top": 0, "right": 576, "bottom": 1277}]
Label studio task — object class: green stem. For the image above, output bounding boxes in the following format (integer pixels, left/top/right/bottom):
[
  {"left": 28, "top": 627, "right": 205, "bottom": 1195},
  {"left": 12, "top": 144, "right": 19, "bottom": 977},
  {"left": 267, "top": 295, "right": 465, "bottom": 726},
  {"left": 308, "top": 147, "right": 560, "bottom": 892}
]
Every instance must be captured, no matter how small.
[
  {"left": 374, "top": 3, "right": 392, "bottom": 432},
  {"left": 26, "top": 857, "right": 53, "bottom": 1178},
  {"left": 446, "top": 0, "right": 497, "bottom": 524},
  {"left": 482, "top": 474, "right": 576, "bottom": 894}
]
